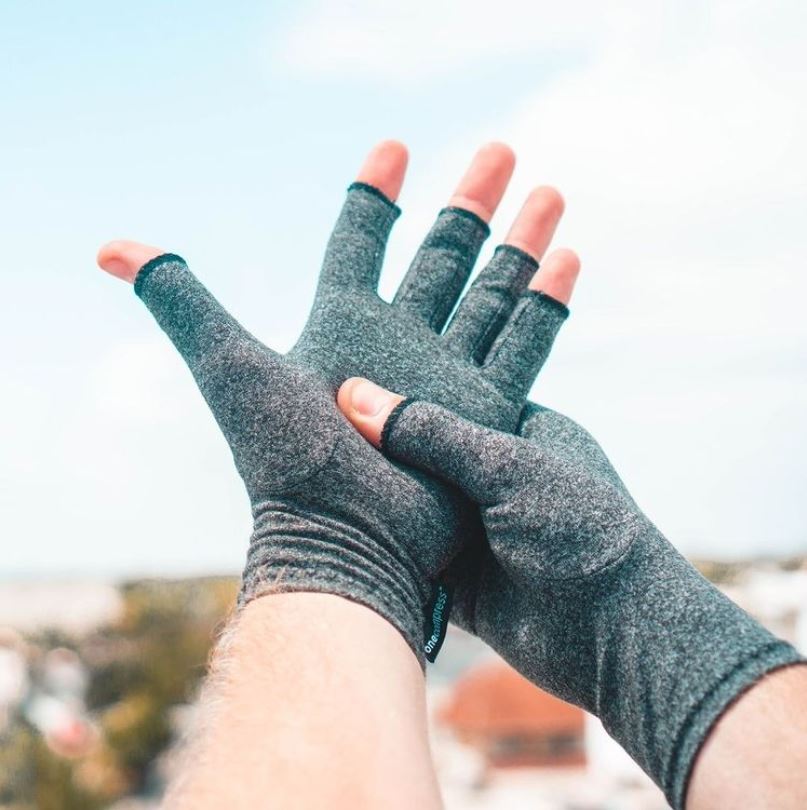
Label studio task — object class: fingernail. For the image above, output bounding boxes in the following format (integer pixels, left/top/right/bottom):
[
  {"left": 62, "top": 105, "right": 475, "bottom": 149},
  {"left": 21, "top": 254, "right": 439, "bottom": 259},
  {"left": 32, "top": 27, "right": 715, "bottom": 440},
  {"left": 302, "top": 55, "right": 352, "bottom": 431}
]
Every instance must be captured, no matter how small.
[{"left": 351, "top": 380, "right": 391, "bottom": 417}]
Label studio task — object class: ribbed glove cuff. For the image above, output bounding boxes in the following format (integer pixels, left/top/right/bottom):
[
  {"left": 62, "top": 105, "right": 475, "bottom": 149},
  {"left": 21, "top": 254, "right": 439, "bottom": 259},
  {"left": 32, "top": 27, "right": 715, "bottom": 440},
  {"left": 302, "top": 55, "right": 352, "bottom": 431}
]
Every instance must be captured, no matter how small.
[{"left": 239, "top": 508, "right": 430, "bottom": 669}]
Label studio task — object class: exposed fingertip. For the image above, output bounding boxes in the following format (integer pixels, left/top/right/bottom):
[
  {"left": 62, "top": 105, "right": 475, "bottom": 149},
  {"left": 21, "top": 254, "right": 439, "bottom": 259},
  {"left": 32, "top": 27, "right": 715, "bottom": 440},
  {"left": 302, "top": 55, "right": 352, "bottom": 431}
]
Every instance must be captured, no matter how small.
[
  {"left": 336, "top": 377, "right": 361, "bottom": 417},
  {"left": 530, "top": 185, "right": 565, "bottom": 217},
  {"left": 547, "top": 247, "right": 581, "bottom": 270},
  {"left": 376, "top": 139, "right": 409, "bottom": 160},
  {"left": 337, "top": 377, "right": 403, "bottom": 448},
  {"left": 356, "top": 140, "right": 409, "bottom": 202},
  {"left": 480, "top": 141, "right": 516, "bottom": 171},
  {"left": 504, "top": 186, "right": 567, "bottom": 261},
  {"left": 528, "top": 248, "right": 581, "bottom": 304},
  {"left": 97, "top": 240, "right": 167, "bottom": 284},
  {"left": 448, "top": 142, "right": 517, "bottom": 224},
  {"left": 96, "top": 240, "right": 121, "bottom": 267}
]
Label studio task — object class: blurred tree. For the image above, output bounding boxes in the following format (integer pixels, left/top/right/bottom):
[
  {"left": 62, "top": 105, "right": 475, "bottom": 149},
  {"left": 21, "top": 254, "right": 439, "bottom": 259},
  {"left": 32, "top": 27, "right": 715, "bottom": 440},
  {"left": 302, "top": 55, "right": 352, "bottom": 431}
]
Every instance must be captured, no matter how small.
[{"left": 3, "top": 577, "right": 238, "bottom": 808}]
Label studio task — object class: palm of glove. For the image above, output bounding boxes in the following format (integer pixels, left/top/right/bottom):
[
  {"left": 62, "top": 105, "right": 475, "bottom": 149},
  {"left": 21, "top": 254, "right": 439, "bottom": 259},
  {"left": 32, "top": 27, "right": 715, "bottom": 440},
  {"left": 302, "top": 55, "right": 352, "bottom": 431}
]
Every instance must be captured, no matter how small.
[{"left": 134, "top": 181, "right": 570, "bottom": 657}]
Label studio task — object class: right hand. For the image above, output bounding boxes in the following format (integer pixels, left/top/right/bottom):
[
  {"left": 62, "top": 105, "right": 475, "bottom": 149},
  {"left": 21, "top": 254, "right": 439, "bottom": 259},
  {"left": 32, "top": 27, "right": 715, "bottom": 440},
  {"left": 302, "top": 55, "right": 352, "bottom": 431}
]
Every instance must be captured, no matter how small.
[
  {"left": 337, "top": 381, "right": 649, "bottom": 706},
  {"left": 338, "top": 381, "right": 803, "bottom": 809}
]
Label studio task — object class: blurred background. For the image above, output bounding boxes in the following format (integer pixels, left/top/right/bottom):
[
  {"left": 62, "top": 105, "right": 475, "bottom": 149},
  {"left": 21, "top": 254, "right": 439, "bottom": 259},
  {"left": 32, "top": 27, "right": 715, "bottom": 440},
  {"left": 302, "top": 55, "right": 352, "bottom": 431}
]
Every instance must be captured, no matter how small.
[{"left": 1, "top": 1, "right": 805, "bottom": 807}]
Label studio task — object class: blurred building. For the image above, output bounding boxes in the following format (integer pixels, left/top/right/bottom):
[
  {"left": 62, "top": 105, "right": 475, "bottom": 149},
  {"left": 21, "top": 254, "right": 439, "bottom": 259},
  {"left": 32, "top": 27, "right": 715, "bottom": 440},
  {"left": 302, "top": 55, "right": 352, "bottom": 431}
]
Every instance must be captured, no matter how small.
[
  {"left": 0, "top": 581, "right": 122, "bottom": 635},
  {"left": 0, "top": 628, "right": 29, "bottom": 732},
  {"left": 24, "top": 647, "right": 95, "bottom": 758},
  {"left": 437, "top": 661, "right": 585, "bottom": 769}
]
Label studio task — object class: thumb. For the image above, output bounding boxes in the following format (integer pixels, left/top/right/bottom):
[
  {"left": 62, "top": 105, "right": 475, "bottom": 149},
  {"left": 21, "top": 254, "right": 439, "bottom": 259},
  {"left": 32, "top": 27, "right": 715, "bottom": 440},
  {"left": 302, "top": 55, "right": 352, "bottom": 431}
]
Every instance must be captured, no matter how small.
[
  {"left": 337, "top": 378, "right": 512, "bottom": 502},
  {"left": 336, "top": 378, "right": 405, "bottom": 447}
]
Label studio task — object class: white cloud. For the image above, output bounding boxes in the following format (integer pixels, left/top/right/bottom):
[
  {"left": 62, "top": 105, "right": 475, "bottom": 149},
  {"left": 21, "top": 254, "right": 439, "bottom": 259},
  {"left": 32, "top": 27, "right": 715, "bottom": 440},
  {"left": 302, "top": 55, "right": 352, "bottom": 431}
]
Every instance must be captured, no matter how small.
[{"left": 275, "top": 0, "right": 603, "bottom": 82}]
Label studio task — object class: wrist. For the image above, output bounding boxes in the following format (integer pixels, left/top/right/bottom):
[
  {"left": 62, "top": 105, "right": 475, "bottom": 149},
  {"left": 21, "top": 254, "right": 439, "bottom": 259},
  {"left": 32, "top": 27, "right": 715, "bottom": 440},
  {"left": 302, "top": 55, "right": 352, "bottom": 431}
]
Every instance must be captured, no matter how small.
[
  {"left": 593, "top": 533, "right": 805, "bottom": 809},
  {"left": 166, "top": 593, "right": 440, "bottom": 809},
  {"left": 239, "top": 506, "right": 430, "bottom": 668}
]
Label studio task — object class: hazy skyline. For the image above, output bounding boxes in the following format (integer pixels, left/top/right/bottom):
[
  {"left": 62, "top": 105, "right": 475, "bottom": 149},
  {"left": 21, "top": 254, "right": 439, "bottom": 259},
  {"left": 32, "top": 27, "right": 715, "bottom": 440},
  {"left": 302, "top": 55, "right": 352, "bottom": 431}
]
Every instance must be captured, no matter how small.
[{"left": 2, "top": 0, "right": 806, "bottom": 577}]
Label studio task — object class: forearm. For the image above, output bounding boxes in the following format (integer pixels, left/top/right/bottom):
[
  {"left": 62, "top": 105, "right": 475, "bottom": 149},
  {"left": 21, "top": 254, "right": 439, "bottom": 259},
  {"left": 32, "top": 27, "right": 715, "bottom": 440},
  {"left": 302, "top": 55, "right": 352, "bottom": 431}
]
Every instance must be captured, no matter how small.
[
  {"left": 470, "top": 524, "right": 804, "bottom": 808},
  {"left": 687, "top": 663, "right": 807, "bottom": 809},
  {"left": 591, "top": 529, "right": 804, "bottom": 807},
  {"left": 164, "top": 593, "right": 441, "bottom": 810}
]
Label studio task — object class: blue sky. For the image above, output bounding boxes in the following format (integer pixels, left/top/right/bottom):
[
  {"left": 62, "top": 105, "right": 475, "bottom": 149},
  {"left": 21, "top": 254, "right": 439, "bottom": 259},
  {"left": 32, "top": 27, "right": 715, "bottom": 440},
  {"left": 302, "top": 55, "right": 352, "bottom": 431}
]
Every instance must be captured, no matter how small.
[{"left": 2, "top": 0, "right": 806, "bottom": 577}]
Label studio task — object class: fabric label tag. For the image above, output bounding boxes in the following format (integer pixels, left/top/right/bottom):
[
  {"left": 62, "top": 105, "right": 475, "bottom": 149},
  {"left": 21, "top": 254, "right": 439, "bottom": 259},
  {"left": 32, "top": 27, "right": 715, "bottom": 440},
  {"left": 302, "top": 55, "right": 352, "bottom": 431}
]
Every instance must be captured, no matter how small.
[{"left": 424, "top": 580, "right": 453, "bottom": 663}]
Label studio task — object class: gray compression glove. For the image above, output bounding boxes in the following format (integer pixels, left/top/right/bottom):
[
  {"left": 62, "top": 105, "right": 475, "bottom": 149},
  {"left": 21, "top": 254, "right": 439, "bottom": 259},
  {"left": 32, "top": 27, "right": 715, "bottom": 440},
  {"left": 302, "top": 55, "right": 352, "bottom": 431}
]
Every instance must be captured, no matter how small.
[
  {"left": 132, "top": 254, "right": 470, "bottom": 664},
  {"left": 375, "top": 397, "right": 804, "bottom": 808},
  {"left": 127, "top": 180, "right": 565, "bottom": 665},
  {"left": 285, "top": 181, "right": 570, "bottom": 637},
  {"left": 288, "top": 182, "right": 569, "bottom": 432}
]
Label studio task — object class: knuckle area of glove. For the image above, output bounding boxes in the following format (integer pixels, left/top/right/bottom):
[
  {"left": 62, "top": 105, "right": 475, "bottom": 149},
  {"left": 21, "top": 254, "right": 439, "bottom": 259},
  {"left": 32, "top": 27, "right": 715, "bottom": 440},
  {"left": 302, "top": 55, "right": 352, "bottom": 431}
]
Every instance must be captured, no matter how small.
[
  {"left": 242, "top": 427, "right": 339, "bottom": 498},
  {"left": 299, "top": 292, "right": 524, "bottom": 432},
  {"left": 360, "top": 286, "right": 527, "bottom": 415}
]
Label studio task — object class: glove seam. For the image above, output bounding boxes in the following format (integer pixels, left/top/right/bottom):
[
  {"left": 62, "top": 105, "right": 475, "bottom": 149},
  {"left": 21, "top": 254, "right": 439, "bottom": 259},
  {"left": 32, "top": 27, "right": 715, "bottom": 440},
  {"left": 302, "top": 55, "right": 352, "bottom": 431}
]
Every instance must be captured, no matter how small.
[
  {"left": 484, "top": 290, "right": 567, "bottom": 370},
  {"left": 470, "top": 294, "right": 514, "bottom": 365},
  {"left": 540, "top": 507, "right": 646, "bottom": 584},
  {"left": 483, "top": 294, "right": 533, "bottom": 369},
  {"left": 133, "top": 252, "right": 187, "bottom": 297},
  {"left": 380, "top": 397, "right": 420, "bottom": 455},
  {"left": 423, "top": 263, "right": 482, "bottom": 331},
  {"left": 465, "top": 246, "right": 539, "bottom": 363},
  {"left": 347, "top": 181, "right": 402, "bottom": 216},
  {"left": 249, "top": 425, "right": 341, "bottom": 500},
  {"left": 495, "top": 523, "right": 639, "bottom": 585}
]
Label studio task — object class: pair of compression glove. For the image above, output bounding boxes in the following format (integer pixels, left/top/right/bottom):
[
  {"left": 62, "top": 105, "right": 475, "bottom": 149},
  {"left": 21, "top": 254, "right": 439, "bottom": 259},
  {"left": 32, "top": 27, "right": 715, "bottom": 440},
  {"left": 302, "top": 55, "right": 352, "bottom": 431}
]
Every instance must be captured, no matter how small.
[{"left": 129, "top": 181, "right": 802, "bottom": 809}]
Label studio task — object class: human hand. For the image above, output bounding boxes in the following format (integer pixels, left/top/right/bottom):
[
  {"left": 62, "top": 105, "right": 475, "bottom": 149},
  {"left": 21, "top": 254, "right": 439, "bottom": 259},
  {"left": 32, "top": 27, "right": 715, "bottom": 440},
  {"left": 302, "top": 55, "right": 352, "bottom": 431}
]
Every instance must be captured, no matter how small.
[
  {"left": 337, "top": 381, "right": 804, "bottom": 809},
  {"left": 98, "top": 140, "right": 579, "bottom": 661},
  {"left": 96, "top": 251, "right": 468, "bottom": 666}
]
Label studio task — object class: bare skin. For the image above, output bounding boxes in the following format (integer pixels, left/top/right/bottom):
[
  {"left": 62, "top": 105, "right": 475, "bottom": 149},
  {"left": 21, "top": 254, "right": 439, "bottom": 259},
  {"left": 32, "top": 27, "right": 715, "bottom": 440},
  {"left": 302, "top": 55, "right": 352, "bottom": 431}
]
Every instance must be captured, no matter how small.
[
  {"left": 685, "top": 664, "right": 807, "bottom": 810},
  {"left": 337, "top": 378, "right": 807, "bottom": 810},
  {"left": 97, "top": 140, "right": 581, "bottom": 300},
  {"left": 164, "top": 594, "right": 439, "bottom": 810},
  {"left": 99, "top": 141, "right": 580, "bottom": 810}
]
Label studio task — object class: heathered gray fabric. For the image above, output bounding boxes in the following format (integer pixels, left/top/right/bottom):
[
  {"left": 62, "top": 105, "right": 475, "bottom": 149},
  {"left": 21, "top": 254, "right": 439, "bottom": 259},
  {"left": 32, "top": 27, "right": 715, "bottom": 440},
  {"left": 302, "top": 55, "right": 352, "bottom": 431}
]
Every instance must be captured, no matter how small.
[
  {"left": 287, "top": 182, "right": 568, "bottom": 425},
  {"left": 443, "top": 244, "right": 539, "bottom": 362},
  {"left": 133, "top": 253, "right": 474, "bottom": 665},
  {"left": 130, "top": 181, "right": 801, "bottom": 807},
  {"left": 381, "top": 399, "right": 804, "bottom": 809},
  {"left": 129, "top": 182, "right": 566, "bottom": 665}
]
